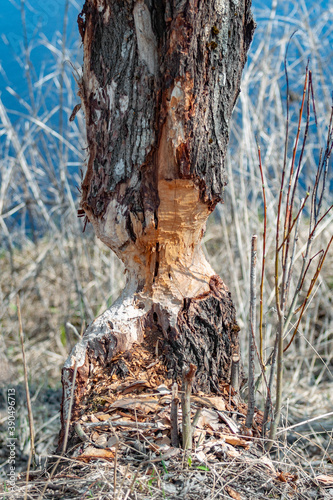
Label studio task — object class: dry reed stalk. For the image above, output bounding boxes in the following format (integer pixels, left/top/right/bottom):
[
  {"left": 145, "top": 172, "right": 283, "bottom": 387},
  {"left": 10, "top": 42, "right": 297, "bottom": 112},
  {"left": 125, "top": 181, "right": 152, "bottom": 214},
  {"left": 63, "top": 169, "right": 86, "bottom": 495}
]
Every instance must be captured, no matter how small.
[
  {"left": 257, "top": 143, "right": 266, "bottom": 367},
  {"left": 266, "top": 61, "right": 333, "bottom": 449},
  {"left": 170, "top": 382, "right": 180, "bottom": 448}
]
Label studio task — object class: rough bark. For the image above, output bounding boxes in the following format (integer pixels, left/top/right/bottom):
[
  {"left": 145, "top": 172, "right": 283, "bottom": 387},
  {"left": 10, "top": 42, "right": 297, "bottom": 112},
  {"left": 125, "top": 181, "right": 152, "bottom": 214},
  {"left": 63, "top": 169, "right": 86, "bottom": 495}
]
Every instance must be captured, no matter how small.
[{"left": 59, "top": 0, "right": 255, "bottom": 448}]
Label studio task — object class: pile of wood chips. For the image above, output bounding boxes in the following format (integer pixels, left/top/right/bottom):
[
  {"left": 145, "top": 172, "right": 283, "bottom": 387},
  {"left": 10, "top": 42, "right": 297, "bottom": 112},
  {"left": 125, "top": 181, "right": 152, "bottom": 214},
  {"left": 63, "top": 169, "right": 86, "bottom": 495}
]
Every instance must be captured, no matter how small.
[{"left": 69, "top": 338, "right": 264, "bottom": 467}]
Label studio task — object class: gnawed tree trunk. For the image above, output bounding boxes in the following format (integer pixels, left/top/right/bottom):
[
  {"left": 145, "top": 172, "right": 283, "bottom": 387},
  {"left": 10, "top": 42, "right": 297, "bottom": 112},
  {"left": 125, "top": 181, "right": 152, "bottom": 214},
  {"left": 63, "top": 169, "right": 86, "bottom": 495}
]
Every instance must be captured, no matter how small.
[{"left": 59, "top": 0, "right": 255, "bottom": 448}]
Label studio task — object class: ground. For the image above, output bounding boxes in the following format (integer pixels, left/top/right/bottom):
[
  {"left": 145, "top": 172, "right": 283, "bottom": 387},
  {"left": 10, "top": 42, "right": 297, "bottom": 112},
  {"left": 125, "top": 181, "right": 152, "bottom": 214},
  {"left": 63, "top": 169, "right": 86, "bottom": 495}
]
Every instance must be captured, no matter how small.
[{"left": 1, "top": 334, "right": 333, "bottom": 499}]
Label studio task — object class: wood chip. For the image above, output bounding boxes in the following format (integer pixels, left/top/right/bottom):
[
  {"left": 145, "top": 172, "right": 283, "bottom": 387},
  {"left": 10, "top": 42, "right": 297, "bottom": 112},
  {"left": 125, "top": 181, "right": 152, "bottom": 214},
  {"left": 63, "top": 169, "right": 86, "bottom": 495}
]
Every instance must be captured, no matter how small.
[
  {"left": 220, "top": 434, "right": 249, "bottom": 448},
  {"left": 259, "top": 455, "right": 276, "bottom": 474},
  {"left": 156, "top": 384, "right": 171, "bottom": 394},
  {"left": 77, "top": 445, "right": 114, "bottom": 462},
  {"left": 110, "top": 397, "right": 160, "bottom": 413},
  {"left": 92, "top": 433, "right": 108, "bottom": 448},
  {"left": 194, "top": 450, "right": 207, "bottom": 463},
  {"left": 117, "top": 380, "right": 149, "bottom": 394},
  {"left": 217, "top": 411, "right": 239, "bottom": 434},
  {"left": 225, "top": 485, "right": 242, "bottom": 500},
  {"left": 191, "top": 395, "right": 225, "bottom": 411},
  {"left": 276, "top": 471, "right": 298, "bottom": 483},
  {"left": 96, "top": 413, "right": 112, "bottom": 421},
  {"left": 197, "top": 409, "right": 220, "bottom": 431},
  {"left": 84, "top": 419, "right": 166, "bottom": 430},
  {"left": 107, "top": 436, "right": 119, "bottom": 448}
]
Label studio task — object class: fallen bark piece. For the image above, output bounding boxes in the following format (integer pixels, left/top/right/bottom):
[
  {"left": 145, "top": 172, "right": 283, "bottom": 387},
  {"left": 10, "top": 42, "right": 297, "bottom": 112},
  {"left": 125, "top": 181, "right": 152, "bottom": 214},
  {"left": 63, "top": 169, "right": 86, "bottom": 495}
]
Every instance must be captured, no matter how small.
[
  {"left": 217, "top": 411, "right": 239, "bottom": 434},
  {"left": 196, "top": 408, "right": 220, "bottom": 431},
  {"left": 77, "top": 445, "right": 115, "bottom": 462},
  {"left": 157, "top": 384, "right": 171, "bottom": 394},
  {"left": 276, "top": 471, "right": 298, "bottom": 485},
  {"left": 225, "top": 485, "right": 242, "bottom": 500},
  {"left": 92, "top": 432, "right": 108, "bottom": 448},
  {"left": 182, "top": 364, "right": 197, "bottom": 450},
  {"left": 83, "top": 419, "right": 166, "bottom": 431},
  {"left": 107, "top": 436, "right": 119, "bottom": 448},
  {"left": 96, "top": 413, "right": 113, "bottom": 421},
  {"left": 259, "top": 455, "right": 276, "bottom": 474}
]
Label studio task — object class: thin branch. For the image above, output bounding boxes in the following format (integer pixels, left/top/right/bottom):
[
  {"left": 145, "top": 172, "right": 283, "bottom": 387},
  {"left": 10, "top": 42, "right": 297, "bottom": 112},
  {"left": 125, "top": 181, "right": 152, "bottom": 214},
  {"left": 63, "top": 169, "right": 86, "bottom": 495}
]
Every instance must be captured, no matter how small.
[
  {"left": 181, "top": 364, "right": 196, "bottom": 450},
  {"left": 170, "top": 383, "right": 180, "bottom": 448},
  {"left": 284, "top": 235, "right": 333, "bottom": 352},
  {"left": 257, "top": 142, "right": 266, "bottom": 366},
  {"left": 246, "top": 235, "right": 257, "bottom": 428}
]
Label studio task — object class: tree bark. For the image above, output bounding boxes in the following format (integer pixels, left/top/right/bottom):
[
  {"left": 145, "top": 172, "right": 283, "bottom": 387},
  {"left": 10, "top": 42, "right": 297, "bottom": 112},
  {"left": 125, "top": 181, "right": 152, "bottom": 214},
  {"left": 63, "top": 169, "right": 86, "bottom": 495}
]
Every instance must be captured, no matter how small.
[{"left": 59, "top": 0, "right": 255, "bottom": 448}]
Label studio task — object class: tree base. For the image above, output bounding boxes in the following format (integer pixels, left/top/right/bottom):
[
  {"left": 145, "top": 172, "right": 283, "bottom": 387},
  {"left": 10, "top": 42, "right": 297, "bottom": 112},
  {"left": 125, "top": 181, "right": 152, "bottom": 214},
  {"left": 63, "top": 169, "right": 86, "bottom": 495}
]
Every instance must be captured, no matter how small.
[{"left": 58, "top": 275, "right": 240, "bottom": 451}]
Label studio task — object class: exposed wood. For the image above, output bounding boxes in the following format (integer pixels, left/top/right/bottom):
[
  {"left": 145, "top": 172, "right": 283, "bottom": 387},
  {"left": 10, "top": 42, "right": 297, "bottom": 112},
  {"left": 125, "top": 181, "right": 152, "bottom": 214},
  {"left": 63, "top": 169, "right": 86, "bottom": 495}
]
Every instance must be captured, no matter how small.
[{"left": 245, "top": 234, "right": 257, "bottom": 428}]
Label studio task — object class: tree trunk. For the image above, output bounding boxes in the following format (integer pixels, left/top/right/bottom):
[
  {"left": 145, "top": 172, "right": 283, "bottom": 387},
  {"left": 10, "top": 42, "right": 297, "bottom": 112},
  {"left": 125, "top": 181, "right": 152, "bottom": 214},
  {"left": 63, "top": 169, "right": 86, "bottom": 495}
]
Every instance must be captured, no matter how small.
[{"left": 59, "top": 0, "right": 255, "bottom": 448}]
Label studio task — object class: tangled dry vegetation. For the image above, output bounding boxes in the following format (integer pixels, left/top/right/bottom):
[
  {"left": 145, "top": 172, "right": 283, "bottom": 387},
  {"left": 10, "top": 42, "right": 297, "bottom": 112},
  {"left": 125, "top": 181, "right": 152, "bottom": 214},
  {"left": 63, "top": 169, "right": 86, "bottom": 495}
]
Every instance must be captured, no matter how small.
[{"left": 1, "top": 0, "right": 333, "bottom": 498}]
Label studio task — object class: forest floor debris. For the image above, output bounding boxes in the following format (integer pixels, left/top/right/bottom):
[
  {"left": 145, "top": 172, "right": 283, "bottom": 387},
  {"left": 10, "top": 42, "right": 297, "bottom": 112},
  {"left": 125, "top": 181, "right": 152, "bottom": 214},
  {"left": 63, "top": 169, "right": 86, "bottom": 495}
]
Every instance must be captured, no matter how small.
[{"left": 1, "top": 340, "right": 332, "bottom": 499}]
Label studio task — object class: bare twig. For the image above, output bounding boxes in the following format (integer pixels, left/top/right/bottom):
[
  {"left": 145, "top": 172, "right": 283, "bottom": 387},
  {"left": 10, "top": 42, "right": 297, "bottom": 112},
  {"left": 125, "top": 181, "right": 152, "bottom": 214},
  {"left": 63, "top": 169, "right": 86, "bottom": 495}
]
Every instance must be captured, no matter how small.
[
  {"left": 181, "top": 364, "right": 196, "bottom": 450},
  {"left": 37, "top": 322, "right": 85, "bottom": 500},
  {"left": 246, "top": 235, "right": 257, "bottom": 428}
]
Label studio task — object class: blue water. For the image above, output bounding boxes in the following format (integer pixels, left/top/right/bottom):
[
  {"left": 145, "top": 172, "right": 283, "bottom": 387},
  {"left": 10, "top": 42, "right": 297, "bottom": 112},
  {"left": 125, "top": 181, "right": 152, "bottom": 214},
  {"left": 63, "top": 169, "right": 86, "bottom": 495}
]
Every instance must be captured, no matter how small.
[
  {"left": 1, "top": 0, "right": 331, "bottom": 109},
  {"left": 1, "top": 0, "right": 332, "bottom": 110},
  {"left": 0, "top": 0, "right": 79, "bottom": 110}
]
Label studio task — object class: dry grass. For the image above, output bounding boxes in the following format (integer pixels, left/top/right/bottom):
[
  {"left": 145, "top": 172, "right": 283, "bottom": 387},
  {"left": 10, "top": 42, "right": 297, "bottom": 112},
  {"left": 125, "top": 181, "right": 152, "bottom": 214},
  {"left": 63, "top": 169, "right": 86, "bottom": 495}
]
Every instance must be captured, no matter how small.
[{"left": 0, "top": 0, "right": 332, "bottom": 498}]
